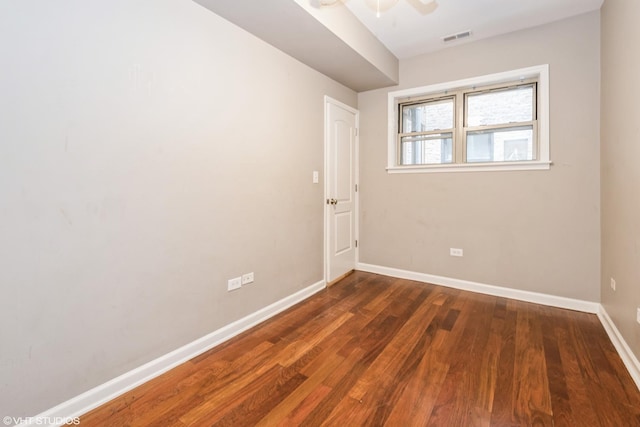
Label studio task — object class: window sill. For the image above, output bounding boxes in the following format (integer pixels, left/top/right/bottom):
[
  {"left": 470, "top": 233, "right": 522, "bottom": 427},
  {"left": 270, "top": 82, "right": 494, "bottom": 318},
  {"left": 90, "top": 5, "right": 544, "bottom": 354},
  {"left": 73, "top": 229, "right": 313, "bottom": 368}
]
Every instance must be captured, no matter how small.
[{"left": 386, "top": 160, "right": 552, "bottom": 174}]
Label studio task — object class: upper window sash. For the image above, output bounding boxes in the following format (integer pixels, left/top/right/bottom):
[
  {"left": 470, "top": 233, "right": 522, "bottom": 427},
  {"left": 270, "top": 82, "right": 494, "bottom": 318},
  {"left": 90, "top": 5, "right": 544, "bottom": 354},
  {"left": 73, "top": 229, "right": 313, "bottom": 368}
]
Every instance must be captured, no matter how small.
[{"left": 463, "top": 81, "right": 537, "bottom": 128}]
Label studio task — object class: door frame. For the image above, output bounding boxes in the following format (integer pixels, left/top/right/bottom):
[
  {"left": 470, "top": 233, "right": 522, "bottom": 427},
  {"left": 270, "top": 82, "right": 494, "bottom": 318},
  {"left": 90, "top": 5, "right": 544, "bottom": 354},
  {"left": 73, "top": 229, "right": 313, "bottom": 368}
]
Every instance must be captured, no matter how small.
[{"left": 323, "top": 96, "right": 360, "bottom": 286}]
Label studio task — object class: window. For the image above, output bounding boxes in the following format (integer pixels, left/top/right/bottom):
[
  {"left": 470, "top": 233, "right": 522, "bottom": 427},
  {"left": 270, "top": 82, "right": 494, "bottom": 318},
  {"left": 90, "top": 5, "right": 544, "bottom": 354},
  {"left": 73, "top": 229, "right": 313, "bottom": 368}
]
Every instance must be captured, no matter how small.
[
  {"left": 387, "top": 65, "right": 550, "bottom": 173},
  {"left": 400, "top": 97, "right": 454, "bottom": 165}
]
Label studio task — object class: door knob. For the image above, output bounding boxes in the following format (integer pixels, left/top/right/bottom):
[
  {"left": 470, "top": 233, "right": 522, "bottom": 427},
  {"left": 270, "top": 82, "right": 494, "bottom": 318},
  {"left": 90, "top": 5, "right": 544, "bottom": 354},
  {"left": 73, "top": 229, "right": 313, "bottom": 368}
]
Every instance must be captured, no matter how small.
[{"left": 326, "top": 198, "right": 338, "bottom": 205}]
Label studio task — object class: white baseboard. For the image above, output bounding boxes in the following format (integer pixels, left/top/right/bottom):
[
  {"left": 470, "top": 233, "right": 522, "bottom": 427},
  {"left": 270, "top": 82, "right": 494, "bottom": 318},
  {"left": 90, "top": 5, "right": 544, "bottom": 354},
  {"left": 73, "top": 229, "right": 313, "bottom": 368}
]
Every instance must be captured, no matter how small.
[
  {"left": 597, "top": 307, "right": 640, "bottom": 391},
  {"left": 21, "top": 280, "right": 326, "bottom": 427},
  {"left": 356, "top": 263, "right": 600, "bottom": 313}
]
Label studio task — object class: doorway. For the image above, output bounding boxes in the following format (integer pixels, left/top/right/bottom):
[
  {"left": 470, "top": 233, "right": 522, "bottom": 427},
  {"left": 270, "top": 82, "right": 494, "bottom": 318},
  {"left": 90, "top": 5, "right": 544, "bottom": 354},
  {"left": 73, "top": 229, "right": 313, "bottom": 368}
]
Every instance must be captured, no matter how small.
[{"left": 324, "top": 96, "right": 359, "bottom": 285}]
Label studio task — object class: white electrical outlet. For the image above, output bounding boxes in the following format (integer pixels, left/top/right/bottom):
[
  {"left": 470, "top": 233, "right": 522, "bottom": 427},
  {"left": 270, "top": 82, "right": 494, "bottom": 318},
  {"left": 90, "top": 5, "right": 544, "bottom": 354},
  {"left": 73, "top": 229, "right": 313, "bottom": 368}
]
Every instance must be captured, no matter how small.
[
  {"left": 636, "top": 307, "right": 640, "bottom": 325},
  {"left": 242, "top": 272, "right": 254, "bottom": 285},
  {"left": 312, "top": 171, "right": 319, "bottom": 184},
  {"left": 450, "top": 248, "right": 463, "bottom": 257},
  {"left": 610, "top": 278, "right": 616, "bottom": 291},
  {"left": 228, "top": 277, "right": 242, "bottom": 291}
]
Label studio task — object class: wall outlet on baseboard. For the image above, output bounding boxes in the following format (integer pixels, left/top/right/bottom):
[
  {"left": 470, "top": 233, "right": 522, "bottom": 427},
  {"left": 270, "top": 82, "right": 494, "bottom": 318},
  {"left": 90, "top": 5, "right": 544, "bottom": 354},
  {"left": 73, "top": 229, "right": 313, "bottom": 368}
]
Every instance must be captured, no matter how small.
[
  {"left": 610, "top": 278, "right": 616, "bottom": 291},
  {"left": 450, "top": 248, "right": 463, "bottom": 257},
  {"left": 242, "top": 272, "right": 254, "bottom": 285},
  {"left": 228, "top": 277, "right": 242, "bottom": 291}
]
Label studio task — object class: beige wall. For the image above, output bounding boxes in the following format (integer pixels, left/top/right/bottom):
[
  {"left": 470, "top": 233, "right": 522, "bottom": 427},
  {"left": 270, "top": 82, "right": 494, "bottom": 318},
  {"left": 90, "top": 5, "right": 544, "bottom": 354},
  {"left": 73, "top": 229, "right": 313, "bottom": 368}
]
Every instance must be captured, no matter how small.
[
  {"left": 358, "top": 12, "right": 601, "bottom": 301},
  {"left": 0, "top": 0, "right": 355, "bottom": 417},
  {"left": 601, "top": 0, "right": 640, "bottom": 360}
]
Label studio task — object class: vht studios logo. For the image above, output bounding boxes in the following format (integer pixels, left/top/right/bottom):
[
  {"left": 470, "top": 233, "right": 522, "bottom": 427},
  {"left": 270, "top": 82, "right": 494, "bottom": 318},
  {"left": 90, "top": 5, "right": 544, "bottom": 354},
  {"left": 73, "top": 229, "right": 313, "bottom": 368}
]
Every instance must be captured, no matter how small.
[{"left": 2, "top": 416, "right": 81, "bottom": 426}]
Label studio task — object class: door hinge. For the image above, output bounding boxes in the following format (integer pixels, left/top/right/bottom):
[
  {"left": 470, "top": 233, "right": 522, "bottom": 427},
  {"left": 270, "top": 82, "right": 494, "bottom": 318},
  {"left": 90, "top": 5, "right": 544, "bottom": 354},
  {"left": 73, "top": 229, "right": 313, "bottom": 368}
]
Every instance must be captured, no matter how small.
[
  {"left": 355, "top": 184, "right": 358, "bottom": 192},
  {"left": 355, "top": 240, "right": 358, "bottom": 248}
]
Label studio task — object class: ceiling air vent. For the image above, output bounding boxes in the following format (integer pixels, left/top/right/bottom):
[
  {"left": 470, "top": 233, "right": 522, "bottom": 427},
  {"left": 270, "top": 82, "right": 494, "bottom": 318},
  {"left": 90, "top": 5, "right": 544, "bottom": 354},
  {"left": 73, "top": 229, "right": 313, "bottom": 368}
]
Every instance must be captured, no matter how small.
[{"left": 442, "top": 30, "right": 472, "bottom": 43}]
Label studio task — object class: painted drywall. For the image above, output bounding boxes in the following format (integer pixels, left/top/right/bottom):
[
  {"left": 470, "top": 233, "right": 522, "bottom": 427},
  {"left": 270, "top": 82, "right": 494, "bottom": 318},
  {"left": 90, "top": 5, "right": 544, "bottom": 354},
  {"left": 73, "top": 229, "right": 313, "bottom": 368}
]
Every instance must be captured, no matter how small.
[
  {"left": 0, "top": 0, "right": 355, "bottom": 417},
  {"left": 600, "top": 0, "right": 640, "bottom": 361},
  {"left": 293, "top": 0, "right": 399, "bottom": 83},
  {"left": 358, "top": 12, "right": 601, "bottom": 301},
  {"left": 195, "top": 0, "right": 398, "bottom": 91}
]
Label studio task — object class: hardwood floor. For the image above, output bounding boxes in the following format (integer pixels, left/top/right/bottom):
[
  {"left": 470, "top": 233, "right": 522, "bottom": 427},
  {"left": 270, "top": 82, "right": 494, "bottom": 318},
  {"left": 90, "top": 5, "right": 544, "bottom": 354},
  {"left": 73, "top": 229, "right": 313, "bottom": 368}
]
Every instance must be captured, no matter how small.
[{"left": 81, "top": 272, "right": 640, "bottom": 426}]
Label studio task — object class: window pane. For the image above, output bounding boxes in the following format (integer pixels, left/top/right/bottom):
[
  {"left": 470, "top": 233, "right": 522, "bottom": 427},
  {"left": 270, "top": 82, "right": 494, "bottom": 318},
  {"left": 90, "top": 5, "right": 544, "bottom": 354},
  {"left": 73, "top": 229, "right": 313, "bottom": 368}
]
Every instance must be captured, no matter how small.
[
  {"left": 467, "top": 85, "right": 533, "bottom": 127},
  {"left": 466, "top": 126, "right": 534, "bottom": 163},
  {"left": 400, "top": 133, "right": 453, "bottom": 165},
  {"left": 402, "top": 98, "right": 454, "bottom": 133}
]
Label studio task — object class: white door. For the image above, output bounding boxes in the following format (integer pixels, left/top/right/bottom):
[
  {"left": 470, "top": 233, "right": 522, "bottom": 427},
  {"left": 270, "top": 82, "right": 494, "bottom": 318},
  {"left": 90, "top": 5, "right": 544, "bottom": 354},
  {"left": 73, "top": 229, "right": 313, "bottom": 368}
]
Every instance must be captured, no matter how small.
[{"left": 325, "top": 97, "right": 358, "bottom": 284}]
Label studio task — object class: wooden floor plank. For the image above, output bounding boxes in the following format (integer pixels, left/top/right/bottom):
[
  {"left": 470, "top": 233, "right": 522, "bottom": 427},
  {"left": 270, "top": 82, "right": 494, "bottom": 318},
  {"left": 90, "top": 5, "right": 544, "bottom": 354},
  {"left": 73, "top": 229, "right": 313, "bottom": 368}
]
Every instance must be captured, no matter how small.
[
  {"left": 512, "top": 304, "right": 554, "bottom": 426},
  {"left": 490, "top": 307, "right": 518, "bottom": 426},
  {"left": 539, "top": 309, "right": 574, "bottom": 426},
  {"left": 383, "top": 292, "right": 461, "bottom": 425},
  {"left": 427, "top": 295, "right": 495, "bottom": 426},
  {"left": 553, "top": 318, "right": 601, "bottom": 427},
  {"left": 279, "top": 384, "right": 333, "bottom": 427},
  {"left": 80, "top": 271, "right": 640, "bottom": 426}
]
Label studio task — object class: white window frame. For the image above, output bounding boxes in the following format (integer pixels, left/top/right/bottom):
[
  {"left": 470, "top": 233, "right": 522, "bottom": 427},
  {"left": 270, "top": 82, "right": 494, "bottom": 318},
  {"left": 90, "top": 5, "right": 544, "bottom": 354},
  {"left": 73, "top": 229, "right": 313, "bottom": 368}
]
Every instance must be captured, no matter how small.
[{"left": 387, "top": 64, "right": 550, "bottom": 173}]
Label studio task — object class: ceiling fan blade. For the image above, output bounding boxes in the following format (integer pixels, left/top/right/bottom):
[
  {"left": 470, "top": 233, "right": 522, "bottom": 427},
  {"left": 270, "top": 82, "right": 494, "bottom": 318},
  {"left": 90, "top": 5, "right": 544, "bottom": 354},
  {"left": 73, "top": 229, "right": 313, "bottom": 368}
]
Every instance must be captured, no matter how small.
[{"left": 406, "top": 0, "right": 438, "bottom": 15}]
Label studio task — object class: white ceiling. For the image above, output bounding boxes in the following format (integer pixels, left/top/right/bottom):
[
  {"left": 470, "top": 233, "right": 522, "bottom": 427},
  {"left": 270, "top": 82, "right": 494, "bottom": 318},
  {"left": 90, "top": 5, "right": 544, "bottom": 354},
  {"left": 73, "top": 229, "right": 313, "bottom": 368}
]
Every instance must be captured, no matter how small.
[
  {"left": 197, "top": 0, "right": 603, "bottom": 91},
  {"left": 341, "top": 0, "right": 603, "bottom": 59}
]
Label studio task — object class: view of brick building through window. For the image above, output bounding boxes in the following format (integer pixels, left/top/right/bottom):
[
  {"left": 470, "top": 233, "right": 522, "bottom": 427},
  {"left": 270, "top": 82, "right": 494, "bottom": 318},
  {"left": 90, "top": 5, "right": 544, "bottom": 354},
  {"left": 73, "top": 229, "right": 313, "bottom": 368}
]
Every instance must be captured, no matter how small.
[{"left": 400, "top": 85, "right": 534, "bottom": 165}]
